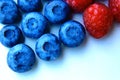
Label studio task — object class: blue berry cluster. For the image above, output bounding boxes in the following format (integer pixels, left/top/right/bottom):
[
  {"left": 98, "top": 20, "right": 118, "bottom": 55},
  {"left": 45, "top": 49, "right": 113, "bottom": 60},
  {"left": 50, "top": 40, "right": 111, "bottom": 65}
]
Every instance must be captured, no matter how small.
[{"left": 0, "top": 0, "right": 86, "bottom": 73}]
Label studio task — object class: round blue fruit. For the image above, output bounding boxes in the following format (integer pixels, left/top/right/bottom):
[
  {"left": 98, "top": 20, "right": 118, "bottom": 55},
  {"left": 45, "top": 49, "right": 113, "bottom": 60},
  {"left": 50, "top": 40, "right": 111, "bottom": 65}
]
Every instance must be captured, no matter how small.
[
  {"left": 0, "top": 25, "right": 24, "bottom": 48},
  {"left": 7, "top": 44, "right": 36, "bottom": 73},
  {"left": 21, "top": 12, "right": 48, "bottom": 39},
  {"left": 59, "top": 20, "right": 86, "bottom": 47},
  {"left": 41, "top": 0, "right": 62, "bottom": 4},
  {"left": 44, "top": 1, "right": 70, "bottom": 24},
  {"left": 35, "top": 33, "right": 61, "bottom": 61},
  {"left": 17, "top": 0, "right": 42, "bottom": 12},
  {"left": 0, "top": 0, "right": 21, "bottom": 24}
]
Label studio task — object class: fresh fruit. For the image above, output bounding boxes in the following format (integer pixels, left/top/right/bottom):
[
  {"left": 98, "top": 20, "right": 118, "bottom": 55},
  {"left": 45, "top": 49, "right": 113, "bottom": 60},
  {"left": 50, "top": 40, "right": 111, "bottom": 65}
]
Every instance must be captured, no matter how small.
[
  {"left": 65, "top": 0, "right": 93, "bottom": 12},
  {"left": 0, "top": 25, "right": 24, "bottom": 47},
  {"left": 44, "top": 0, "right": 70, "bottom": 23},
  {"left": 109, "top": 0, "right": 120, "bottom": 22},
  {"left": 7, "top": 44, "right": 36, "bottom": 73},
  {"left": 17, "top": 0, "right": 42, "bottom": 12},
  {"left": 83, "top": 3, "right": 113, "bottom": 39},
  {"left": 59, "top": 20, "right": 86, "bottom": 47},
  {"left": 0, "top": 0, "right": 21, "bottom": 24},
  {"left": 21, "top": 12, "right": 48, "bottom": 39},
  {"left": 35, "top": 33, "right": 61, "bottom": 61}
]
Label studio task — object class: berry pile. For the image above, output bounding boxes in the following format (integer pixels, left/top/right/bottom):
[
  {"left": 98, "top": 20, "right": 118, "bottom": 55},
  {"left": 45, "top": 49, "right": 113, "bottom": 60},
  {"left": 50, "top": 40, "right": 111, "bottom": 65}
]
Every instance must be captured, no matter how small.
[{"left": 0, "top": 0, "right": 119, "bottom": 73}]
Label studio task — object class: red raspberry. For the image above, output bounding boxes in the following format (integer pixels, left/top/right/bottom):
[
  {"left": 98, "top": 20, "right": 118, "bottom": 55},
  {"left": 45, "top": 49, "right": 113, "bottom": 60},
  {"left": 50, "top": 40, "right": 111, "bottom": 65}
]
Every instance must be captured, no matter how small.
[
  {"left": 109, "top": 0, "right": 120, "bottom": 22},
  {"left": 65, "top": 0, "right": 93, "bottom": 13},
  {"left": 83, "top": 3, "right": 113, "bottom": 39}
]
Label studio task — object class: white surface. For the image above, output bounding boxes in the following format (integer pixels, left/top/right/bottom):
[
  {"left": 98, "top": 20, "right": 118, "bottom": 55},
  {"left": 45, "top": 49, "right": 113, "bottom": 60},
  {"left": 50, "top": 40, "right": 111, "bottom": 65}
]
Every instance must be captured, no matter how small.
[{"left": 0, "top": 0, "right": 120, "bottom": 80}]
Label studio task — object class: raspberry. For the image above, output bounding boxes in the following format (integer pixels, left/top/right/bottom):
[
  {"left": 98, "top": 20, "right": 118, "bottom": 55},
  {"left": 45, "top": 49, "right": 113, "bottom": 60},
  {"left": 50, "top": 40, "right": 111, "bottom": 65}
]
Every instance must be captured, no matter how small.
[
  {"left": 83, "top": 3, "right": 113, "bottom": 39},
  {"left": 65, "top": 0, "right": 93, "bottom": 12},
  {"left": 109, "top": 0, "right": 120, "bottom": 22}
]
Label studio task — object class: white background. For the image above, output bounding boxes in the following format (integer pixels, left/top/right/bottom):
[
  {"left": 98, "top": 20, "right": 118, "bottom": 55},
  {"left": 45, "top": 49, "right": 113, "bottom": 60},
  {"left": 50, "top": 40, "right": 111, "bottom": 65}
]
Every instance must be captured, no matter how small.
[{"left": 0, "top": 0, "right": 120, "bottom": 80}]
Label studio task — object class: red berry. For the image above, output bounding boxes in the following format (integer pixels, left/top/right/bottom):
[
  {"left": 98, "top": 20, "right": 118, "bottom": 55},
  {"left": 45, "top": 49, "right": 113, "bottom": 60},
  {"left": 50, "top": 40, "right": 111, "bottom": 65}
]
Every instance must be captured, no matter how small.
[
  {"left": 109, "top": 0, "right": 120, "bottom": 22},
  {"left": 83, "top": 3, "right": 113, "bottom": 39},
  {"left": 65, "top": 0, "right": 93, "bottom": 13}
]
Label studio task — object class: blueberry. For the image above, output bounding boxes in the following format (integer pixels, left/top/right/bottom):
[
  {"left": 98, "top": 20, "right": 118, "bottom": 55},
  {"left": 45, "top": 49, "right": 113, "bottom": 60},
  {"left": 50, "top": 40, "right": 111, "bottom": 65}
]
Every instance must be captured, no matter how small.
[
  {"left": 17, "top": 0, "right": 42, "bottom": 12},
  {"left": 0, "top": 0, "right": 21, "bottom": 24},
  {"left": 42, "top": 0, "right": 62, "bottom": 3},
  {"left": 59, "top": 20, "right": 86, "bottom": 47},
  {"left": 0, "top": 25, "right": 24, "bottom": 48},
  {"left": 21, "top": 12, "right": 48, "bottom": 39},
  {"left": 35, "top": 33, "right": 61, "bottom": 61},
  {"left": 7, "top": 44, "right": 36, "bottom": 73},
  {"left": 44, "top": 1, "right": 70, "bottom": 24}
]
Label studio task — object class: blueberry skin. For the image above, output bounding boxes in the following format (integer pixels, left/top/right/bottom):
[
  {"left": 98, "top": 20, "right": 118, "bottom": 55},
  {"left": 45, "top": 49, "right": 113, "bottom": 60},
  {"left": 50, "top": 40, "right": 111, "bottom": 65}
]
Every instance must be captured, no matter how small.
[
  {"left": 21, "top": 12, "right": 48, "bottom": 39},
  {"left": 0, "top": 0, "right": 21, "bottom": 24},
  {"left": 59, "top": 20, "right": 86, "bottom": 47},
  {"left": 7, "top": 44, "right": 36, "bottom": 73},
  {"left": 17, "top": 0, "right": 42, "bottom": 12},
  {"left": 35, "top": 33, "right": 61, "bottom": 61},
  {"left": 41, "top": 0, "right": 62, "bottom": 3},
  {"left": 44, "top": 1, "right": 70, "bottom": 24},
  {"left": 0, "top": 25, "right": 24, "bottom": 48}
]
